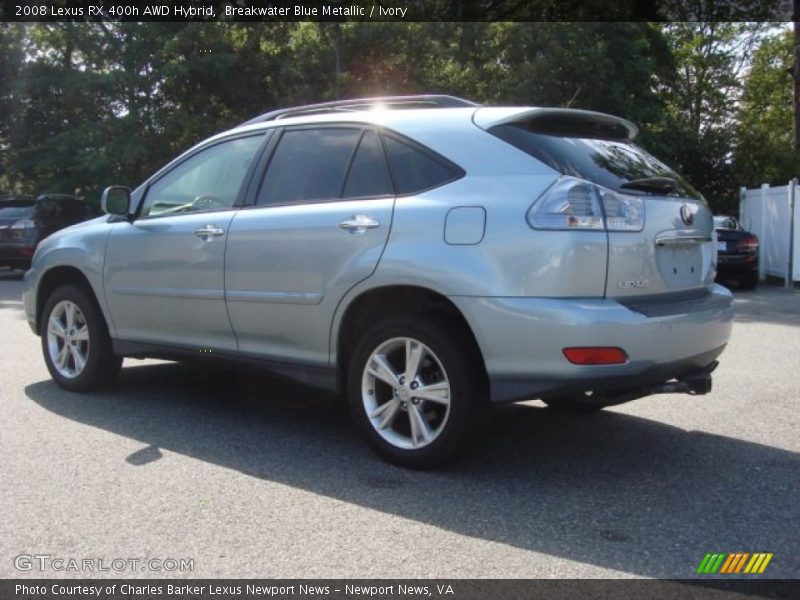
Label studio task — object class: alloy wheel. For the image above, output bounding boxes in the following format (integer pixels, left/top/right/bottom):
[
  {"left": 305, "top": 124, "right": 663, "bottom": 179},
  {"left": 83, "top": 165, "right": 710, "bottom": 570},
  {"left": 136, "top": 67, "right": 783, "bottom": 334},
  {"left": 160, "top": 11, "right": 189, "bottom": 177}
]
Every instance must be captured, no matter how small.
[
  {"left": 46, "top": 300, "right": 90, "bottom": 379},
  {"left": 361, "top": 337, "right": 451, "bottom": 450}
]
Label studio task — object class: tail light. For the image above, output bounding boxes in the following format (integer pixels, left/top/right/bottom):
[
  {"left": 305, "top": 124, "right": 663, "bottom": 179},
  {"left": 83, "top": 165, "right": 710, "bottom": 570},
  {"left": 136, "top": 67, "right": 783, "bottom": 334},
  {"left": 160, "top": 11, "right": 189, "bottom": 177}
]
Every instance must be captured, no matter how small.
[
  {"left": 735, "top": 235, "right": 758, "bottom": 252},
  {"left": 7, "top": 218, "right": 34, "bottom": 241},
  {"left": 528, "top": 176, "right": 645, "bottom": 232}
]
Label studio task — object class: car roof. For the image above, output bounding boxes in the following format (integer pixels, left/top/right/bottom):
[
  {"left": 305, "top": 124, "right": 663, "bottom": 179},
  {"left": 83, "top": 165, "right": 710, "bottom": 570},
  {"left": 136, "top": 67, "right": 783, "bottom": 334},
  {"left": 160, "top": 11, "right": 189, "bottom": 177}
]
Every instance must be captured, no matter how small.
[
  {"left": 238, "top": 94, "right": 479, "bottom": 126},
  {"left": 141, "top": 98, "right": 640, "bottom": 193},
  {"left": 36, "top": 194, "right": 80, "bottom": 201},
  {"left": 0, "top": 194, "right": 35, "bottom": 206},
  {"left": 210, "top": 104, "right": 638, "bottom": 148}
]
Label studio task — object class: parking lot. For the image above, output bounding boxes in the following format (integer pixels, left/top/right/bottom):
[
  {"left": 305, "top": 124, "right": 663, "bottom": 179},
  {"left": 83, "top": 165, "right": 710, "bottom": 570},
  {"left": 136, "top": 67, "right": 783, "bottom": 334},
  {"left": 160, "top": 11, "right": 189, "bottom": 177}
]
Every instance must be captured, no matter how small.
[{"left": 1, "top": 270, "right": 798, "bottom": 579}]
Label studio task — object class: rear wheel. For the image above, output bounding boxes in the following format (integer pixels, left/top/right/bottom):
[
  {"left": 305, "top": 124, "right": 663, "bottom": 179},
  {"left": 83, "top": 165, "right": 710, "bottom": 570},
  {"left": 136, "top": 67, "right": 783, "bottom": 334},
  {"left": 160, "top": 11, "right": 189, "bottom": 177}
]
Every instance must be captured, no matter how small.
[
  {"left": 347, "top": 315, "right": 485, "bottom": 469},
  {"left": 41, "top": 284, "right": 122, "bottom": 392}
]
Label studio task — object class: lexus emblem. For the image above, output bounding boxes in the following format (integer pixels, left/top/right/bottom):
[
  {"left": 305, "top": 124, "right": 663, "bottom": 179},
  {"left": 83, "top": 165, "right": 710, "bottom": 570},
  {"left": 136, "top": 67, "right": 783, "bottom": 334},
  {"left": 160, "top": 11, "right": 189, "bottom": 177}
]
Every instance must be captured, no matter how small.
[{"left": 680, "top": 204, "right": 694, "bottom": 226}]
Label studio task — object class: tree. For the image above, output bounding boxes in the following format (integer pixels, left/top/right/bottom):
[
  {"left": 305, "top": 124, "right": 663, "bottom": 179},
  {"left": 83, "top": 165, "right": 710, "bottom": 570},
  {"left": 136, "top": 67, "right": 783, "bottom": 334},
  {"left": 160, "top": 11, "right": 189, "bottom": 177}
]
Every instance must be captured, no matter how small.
[
  {"left": 4, "top": 24, "right": 115, "bottom": 201},
  {"left": 0, "top": 24, "right": 28, "bottom": 193},
  {"left": 650, "top": 22, "right": 769, "bottom": 212},
  {"left": 736, "top": 29, "right": 798, "bottom": 187}
]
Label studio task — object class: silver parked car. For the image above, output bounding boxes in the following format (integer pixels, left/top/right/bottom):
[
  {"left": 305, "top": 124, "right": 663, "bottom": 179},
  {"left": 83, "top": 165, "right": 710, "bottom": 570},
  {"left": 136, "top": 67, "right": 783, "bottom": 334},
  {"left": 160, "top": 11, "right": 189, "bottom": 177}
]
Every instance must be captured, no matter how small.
[{"left": 23, "top": 96, "right": 733, "bottom": 468}]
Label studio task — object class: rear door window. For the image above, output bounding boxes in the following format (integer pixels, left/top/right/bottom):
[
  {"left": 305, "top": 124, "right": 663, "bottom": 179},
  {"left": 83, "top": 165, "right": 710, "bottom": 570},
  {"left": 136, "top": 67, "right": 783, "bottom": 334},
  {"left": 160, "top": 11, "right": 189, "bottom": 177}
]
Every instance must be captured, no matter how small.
[{"left": 258, "top": 128, "right": 363, "bottom": 205}]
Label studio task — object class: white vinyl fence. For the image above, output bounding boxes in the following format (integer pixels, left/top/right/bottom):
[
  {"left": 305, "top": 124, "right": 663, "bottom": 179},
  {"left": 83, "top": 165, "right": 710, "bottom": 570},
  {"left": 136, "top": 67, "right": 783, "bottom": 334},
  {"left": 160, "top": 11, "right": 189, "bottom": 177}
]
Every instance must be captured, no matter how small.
[{"left": 739, "top": 182, "right": 799, "bottom": 284}]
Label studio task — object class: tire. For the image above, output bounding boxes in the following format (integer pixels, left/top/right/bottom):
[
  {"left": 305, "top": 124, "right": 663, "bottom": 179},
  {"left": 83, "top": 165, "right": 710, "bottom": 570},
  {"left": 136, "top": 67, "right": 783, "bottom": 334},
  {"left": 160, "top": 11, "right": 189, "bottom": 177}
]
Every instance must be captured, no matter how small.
[
  {"left": 41, "top": 284, "right": 122, "bottom": 392},
  {"left": 739, "top": 272, "right": 758, "bottom": 290},
  {"left": 347, "top": 314, "right": 486, "bottom": 469}
]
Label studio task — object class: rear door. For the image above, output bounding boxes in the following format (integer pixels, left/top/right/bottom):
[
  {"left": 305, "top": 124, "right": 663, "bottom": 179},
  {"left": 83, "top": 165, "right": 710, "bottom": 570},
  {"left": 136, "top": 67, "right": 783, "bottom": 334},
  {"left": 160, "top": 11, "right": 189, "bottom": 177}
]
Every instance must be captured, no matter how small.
[
  {"left": 578, "top": 140, "right": 714, "bottom": 299},
  {"left": 224, "top": 125, "right": 395, "bottom": 365},
  {"left": 606, "top": 195, "right": 713, "bottom": 299}
]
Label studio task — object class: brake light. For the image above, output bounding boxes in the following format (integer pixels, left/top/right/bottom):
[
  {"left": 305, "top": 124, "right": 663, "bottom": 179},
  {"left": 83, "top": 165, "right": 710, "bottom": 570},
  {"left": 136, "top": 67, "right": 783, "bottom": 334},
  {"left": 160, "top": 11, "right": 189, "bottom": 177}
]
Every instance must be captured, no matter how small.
[
  {"left": 735, "top": 235, "right": 758, "bottom": 252},
  {"left": 528, "top": 176, "right": 645, "bottom": 232},
  {"left": 563, "top": 347, "right": 628, "bottom": 365}
]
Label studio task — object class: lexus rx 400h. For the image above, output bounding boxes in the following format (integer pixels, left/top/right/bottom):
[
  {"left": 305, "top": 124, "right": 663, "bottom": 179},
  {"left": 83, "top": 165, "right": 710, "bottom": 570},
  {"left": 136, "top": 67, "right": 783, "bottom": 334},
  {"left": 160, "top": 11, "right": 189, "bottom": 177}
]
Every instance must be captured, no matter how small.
[{"left": 23, "top": 96, "right": 733, "bottom": 468}]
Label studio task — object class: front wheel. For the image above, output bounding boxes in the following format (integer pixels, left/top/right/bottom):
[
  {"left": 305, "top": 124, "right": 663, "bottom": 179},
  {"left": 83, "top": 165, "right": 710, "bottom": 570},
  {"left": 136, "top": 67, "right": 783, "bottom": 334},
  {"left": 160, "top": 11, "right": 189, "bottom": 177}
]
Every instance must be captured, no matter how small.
[
  {"left": 41, "top": 284, "right": 122, "bottom": 392},
  {"left": 347, "top": 315, "right": 485, "bottom": 469}
]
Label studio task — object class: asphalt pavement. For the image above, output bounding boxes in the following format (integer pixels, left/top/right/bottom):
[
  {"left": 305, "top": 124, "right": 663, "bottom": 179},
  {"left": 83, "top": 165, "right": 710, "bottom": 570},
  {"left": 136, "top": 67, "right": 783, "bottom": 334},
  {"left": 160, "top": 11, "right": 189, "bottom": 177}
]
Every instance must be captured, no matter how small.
[{"left": 1, "top": 269, "right": 798, "bottom": 579}]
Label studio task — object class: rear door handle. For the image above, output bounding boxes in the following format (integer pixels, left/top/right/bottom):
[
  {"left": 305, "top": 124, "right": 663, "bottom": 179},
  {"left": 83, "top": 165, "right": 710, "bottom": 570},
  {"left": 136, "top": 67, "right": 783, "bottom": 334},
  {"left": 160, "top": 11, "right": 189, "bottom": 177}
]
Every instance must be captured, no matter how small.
[
  {"left": 194, "top": 225, "right": 225, "bottom": 241},
  {"left": 339, "top": 215, "right": 380, "bottom": 234}
]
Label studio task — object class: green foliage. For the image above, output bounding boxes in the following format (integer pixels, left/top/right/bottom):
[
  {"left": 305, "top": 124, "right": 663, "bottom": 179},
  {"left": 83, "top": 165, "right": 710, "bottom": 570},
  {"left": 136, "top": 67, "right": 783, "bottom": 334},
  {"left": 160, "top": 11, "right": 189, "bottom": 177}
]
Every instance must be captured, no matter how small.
[
  {"left": 0, "top": 21, "right": 795, "bottom": 216},
  {"left": 639, "top": 22, "right": 777, "bottom": 213},
  {"left": 735, "top": 30, "right": 799, "bottom": 188}
]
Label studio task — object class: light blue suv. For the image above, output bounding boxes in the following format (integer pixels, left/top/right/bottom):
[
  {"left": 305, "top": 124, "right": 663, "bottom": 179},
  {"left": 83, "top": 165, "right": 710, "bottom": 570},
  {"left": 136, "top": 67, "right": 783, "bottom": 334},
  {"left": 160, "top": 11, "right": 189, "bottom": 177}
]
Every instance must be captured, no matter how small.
[{"left": 23, "top": 96, "right": 733, "bottom": 468}]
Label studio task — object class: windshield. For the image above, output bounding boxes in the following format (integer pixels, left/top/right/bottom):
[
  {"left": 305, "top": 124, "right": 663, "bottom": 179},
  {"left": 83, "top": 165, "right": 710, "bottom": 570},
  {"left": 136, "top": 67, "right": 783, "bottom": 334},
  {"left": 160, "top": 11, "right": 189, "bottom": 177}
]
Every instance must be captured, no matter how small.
[{"left": 490, "top": 123, "right": 702, "bottom": 200}]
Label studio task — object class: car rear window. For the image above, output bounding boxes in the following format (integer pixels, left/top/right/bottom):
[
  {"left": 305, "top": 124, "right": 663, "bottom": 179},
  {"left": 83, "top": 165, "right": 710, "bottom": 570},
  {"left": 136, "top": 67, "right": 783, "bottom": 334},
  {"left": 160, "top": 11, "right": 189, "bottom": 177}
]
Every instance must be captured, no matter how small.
[
  {"left": 490, "top": 122, "right": 701, "bottom": 200},
  {"left": 0, "top": 204, "right": 35, "bottom": 219},
  {"left": 714, "top": 217, "right": 738, "bottom": 230}
]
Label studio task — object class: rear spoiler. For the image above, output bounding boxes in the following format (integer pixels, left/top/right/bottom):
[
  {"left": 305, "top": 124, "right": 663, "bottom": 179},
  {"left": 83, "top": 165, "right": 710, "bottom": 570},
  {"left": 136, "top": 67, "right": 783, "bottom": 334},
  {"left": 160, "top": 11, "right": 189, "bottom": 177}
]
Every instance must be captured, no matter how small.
[{"left": 472, "top": 107, "right": 638, "bottom": 141}]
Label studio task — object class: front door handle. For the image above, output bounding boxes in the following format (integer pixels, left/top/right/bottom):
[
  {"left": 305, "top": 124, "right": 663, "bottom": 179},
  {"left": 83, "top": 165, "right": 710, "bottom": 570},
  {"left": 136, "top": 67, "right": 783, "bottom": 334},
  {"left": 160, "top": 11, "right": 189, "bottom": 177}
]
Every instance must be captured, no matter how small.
[
  {"left": 194, "top": 225, "right": 225, "bottom": 241},
  {"left": 339, "top": 215, "right": 380, "bottom": 234}
]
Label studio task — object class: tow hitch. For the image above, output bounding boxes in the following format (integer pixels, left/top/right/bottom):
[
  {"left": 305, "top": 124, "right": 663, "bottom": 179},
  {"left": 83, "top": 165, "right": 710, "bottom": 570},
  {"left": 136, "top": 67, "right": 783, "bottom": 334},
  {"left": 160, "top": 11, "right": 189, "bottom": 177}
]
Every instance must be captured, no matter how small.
[
  {"left": 576, "top": 361, "right": 719, "bottom": 408},
  {"left": 644, "top": 361, "right": 717, "bottom": 396}
]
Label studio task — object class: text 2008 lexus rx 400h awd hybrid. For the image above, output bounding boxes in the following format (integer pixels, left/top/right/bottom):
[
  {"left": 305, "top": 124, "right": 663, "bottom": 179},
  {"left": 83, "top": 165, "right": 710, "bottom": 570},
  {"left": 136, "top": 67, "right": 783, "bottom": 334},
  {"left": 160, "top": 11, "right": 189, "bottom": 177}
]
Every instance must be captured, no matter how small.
[{"left": 23, "top": 96, "right": 733, "bottom": 468}]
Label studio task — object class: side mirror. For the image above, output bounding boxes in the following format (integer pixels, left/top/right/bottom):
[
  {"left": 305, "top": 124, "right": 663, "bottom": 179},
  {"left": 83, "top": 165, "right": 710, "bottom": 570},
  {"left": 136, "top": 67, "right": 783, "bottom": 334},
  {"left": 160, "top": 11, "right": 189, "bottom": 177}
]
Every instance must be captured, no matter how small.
[{"left": 101, "top": 186, "right": 132, "bottom": 217}]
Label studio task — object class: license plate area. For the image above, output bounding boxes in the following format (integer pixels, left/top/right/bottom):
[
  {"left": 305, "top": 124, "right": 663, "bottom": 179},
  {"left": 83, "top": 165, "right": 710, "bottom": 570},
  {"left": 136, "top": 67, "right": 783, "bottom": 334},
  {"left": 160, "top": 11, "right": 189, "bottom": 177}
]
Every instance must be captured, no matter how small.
[{"left": 656, "top": 244, "right": 705, "bottom": 288}]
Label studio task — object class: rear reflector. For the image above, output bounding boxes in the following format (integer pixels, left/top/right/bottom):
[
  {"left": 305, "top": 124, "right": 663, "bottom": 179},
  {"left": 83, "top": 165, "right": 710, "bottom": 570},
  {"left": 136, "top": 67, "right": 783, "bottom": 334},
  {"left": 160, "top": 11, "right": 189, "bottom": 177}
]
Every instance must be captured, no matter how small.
[{"left": 563, "top": 347, "right": 628, "bottom": 365}]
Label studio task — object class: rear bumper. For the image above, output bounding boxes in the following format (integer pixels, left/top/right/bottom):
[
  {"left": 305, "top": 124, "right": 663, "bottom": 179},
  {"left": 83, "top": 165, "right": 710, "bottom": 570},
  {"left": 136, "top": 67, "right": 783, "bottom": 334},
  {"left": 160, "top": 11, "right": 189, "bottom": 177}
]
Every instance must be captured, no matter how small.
[
  {"left": 0, "top": 243, "right": 35, "bottom": 269},
  {"left": 716, "top": 253, "right": 758, "bottom": 277},
  {"left": 450, "top": 284, "right": 734, "bottom": 403}
]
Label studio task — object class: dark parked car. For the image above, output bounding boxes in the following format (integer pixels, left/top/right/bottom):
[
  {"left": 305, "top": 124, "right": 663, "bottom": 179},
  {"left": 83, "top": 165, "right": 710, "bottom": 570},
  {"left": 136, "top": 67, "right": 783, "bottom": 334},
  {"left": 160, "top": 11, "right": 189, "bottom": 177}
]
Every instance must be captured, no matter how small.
[
  {"left": 714, "top": 215, "right": 759, "bottom": 289},
  {"left": 0, "top": 194, "right": 97, "bottom": 270}
]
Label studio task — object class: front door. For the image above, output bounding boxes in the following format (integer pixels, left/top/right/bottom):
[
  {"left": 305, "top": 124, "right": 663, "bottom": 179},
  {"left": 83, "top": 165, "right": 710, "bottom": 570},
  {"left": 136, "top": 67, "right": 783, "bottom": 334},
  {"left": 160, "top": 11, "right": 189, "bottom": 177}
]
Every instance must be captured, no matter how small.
[{"left": 104, "top": 134, "right": 265, "bottom": 351}]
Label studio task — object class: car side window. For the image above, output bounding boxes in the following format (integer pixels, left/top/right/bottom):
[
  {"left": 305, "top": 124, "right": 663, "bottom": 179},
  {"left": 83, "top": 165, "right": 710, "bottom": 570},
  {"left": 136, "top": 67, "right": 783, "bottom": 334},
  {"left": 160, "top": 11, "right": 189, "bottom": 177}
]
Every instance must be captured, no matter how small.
[
  {"left": 141, "top": 135, "right": 264, "bottom": 218},
  {"left": 342, "top": 129, "right": 394, "bottom": 199},
  {"left": 257, "top": 128, "right": 363, "bottom": 205},
  {"left": 382, "top": 134, "right": 462, "bottom": 195}
]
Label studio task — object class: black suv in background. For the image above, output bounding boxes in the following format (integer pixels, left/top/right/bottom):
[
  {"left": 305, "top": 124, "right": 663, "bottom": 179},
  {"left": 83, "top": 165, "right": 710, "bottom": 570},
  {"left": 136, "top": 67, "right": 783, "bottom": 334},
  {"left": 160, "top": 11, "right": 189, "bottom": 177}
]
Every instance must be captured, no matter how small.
[{"left": 0, "top": 194, "right": 97, "bottom": 270}]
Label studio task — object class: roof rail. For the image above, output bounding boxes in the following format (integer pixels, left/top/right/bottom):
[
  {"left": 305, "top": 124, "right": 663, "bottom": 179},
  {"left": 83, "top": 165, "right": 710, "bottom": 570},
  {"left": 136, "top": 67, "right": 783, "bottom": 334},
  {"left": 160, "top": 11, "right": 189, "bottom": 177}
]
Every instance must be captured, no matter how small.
[{"left": 238, "top": 95, "right": 480, "bottom": 127}]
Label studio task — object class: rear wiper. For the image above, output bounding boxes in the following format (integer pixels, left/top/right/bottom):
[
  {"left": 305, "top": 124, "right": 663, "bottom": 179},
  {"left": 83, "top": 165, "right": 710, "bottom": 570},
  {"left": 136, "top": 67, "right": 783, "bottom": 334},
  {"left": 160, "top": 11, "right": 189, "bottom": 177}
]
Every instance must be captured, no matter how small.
[{"left": 620, "top": 177, "right": 678, "bottom": 194}]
